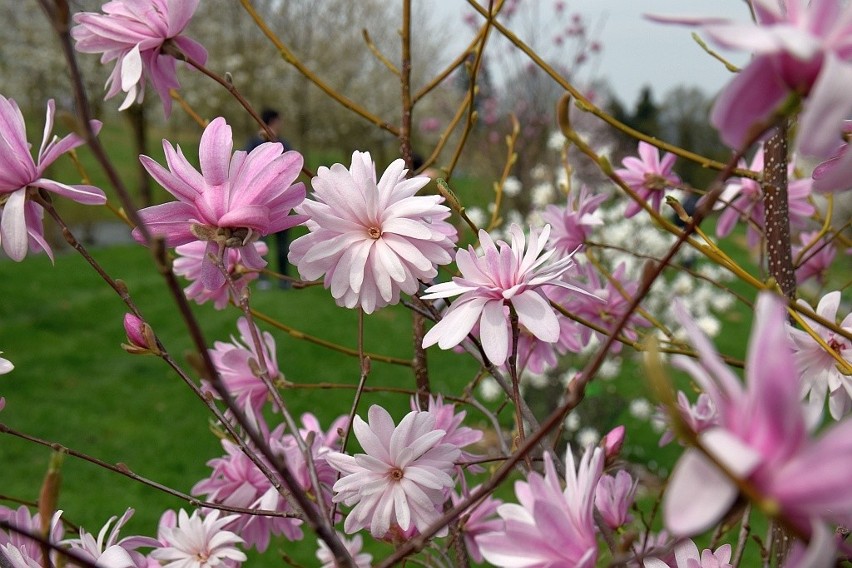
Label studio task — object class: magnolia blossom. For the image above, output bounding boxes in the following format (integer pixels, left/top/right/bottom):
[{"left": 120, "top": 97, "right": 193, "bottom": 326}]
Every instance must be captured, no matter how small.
[
  {"left": 714, "top": 149, "right": 814, "bottom": 248},
  {"left": 792, "top": 231, "right": 837, "bottom": 285},
  {"left": 560, "top": 262, "right": 650, "bottom": 354},
  {"left": 422, "top": 224, "right": 589, "bottom": 366},
  {"left": 788, "top": 291, "right": 852, "bottom": 423},
  {"left": 595, "top": 469, "right": 637, "bottom": 529},
  {"left": 614, "top": 141, "right": 680, "bottom": 218},
  {"left": 64, "top": 509, "right": 158, "bottom": 568},
  {"left": 72, "top": 0, "right": 207, "bottom": 115},
  {"left": 205, "top": 318, "right": 280, "bottom": 414},
  {"left": 664, "top": 293, "right": 852, "bottom": 544},
  {"left": 811, "top": 121, "right": 852, "bottom": 192},
  {"left": 325, "top": 405, "right": 460, "bottom": 538},
  {"left": 412, "top": 395, "right": 483, "bottom": 470},
  {"left": 450, "top": 489, "right": 503, "bottom": 564},
  {"left": 191, "top": 415, "right": 327, "bottom": 551},
  {"left": 644, "top": 540, "right": 732, "bottom": 568},
  {"left": 174, "top": 241, "right": 268, "bottom": 309},
  {"left": 0, "top": 506, "right": 63, "bottom": 568},
  {"left": 150, "top": 510, "right": 245, "bottom": 568},
  {"left": 0, "top": 96, "right": 105, "bottom": 261},
  {"left": 133, "top": 117, "right": 306, "bottom": 290},
  {"left": 289, "top": 151, "right": 457, "bottom": 314},
  {"left": 315, "top": 533, "right": 372, "bottom": 568},
  {"left": 658, "top": 391, "right": 719, "bottom": 446},
  {"left": 541, "top": 185, "right": 607, "bottom": 257},
  {"left": 476, "top": 446, "right": 603, "bottom": 567},
  {"left": 652, "top": 0, "right": 852, "bottom": 158}
]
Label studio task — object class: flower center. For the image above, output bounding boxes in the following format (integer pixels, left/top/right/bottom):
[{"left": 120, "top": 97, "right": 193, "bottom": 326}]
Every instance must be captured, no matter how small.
[
  {"left": 368, "top": 226, "right": 382, "bottom": 239},
  {"left": 643, "top": 173, "right": 670, "bottom": 191},
  {"left": 828, "top": 335, "right": 846, "bottom": 353},
  {"left": 388, "top": 467, "right": 404, "bottom": 481},
  {"left": 189, "top": 224, "right": 258, "bottom": 247}
]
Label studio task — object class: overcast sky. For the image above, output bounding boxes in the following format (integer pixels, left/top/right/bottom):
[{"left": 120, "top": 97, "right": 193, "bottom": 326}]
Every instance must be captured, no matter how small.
[{"left": 430, "top": 0, "right": 752, "bottom": 105}]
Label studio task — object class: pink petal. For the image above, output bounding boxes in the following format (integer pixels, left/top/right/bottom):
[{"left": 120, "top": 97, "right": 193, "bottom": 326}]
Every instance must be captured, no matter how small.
[
  {"left": 31, "top": 179, "right": 106, "bottom": 205},
  {"left": 711, "top": 55, "right": 789, "bottom": 150},
  {"left": 0, "top": 189, "right": 28, "bottom": 261},
  {"left": 513, "top": 290, "right": 559, "bottom": 343},
  {"left": 422, "top": 297, "right": 488, "bottom": 350},
  {"left": 664, "top": 429, "right": 761, "bottom": 538},
  {"left": 480, "top": 300, "right": 509, "bottom": 366},
  {"left": 199, "top": 117, "right": 233, "bottom": 187},
  {"left": 797, "top": 55, "right": 852, "bottom": 158}
]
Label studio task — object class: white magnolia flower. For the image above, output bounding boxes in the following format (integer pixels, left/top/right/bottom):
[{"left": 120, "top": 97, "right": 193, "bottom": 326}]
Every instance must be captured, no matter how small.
[{"left": 151, "top": 510, "right": 246, "bottom": 568}]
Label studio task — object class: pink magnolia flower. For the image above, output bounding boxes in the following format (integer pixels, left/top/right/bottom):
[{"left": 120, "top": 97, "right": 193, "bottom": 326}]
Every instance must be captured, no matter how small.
[
  {"left": 560, "top": 262, "right": 650, "bottom": 354},
  {"left": 421, "top": 224, "right": 588, "bottom": 366},
  {"left": 788, "top": 291, "right": 852, "bottom": 423},
  {"left": 174, "top": 241, "right": 268, "bottom": 309},
  {"left": 0, "top": 506, "right": 63, "bottom": 568},
  {"left": 664, "top": 292, "right": 852, "bottom": 540},
  {"left": 267, "top": 413, "right": 349, "bottom": 514},
  {"left": 72, "top": 0, "right": 207, "bottom": 116},
  {"left": 0, "top": 96, "right": 105, "bottom": 261},
  {"left": 792, "top": 230, "right": 837, "bottom": 285},
  {"left": 192, "top": 414, "right": 344, "bottom": 551},
  {"left": 658, "top": 391, "right": 719, "bottom": 447},
  {"left": 133, "top": 117, "right": 306, "bottom": 290},
  {"left": 714, "top": 149, "right": 814, "bottom": 248},
  {"left": 450, "top": 488, "right": 503, "bottom": 564},
  {"left": 614, "top": 141, "right": 681, "bottom": 218},
  {"left": 411, "top": 395, "right": 483, "bottom": 470},
  {"left": 64, "top": 509, "right": 159, "bottom": 568},
  {"left": 541, "top": 185, "right": 607, "bottom": 257},
  {"left": 325, "top": 405, "right": 460, "bottom": 538},
  {"left": 315, "top": 532, "right": 372, "bottom": 568},
  {"left": 811, "top": 120, "right": 852, "bottom": 193},
  {"left": 476, "top": 445, "right": 603, "bottom": 567},
  {"left": 150, "top": 510, "right": 246, "bottom": 568},
  {"left": 204, "top": 317, "right": 280, "bottom": 414},
  {"left": 595, "top": 469, "right": 638, "bottom": 530},
  {"left": 289, "top": 151, "right": 457, "bottom": 314},
  {"left": 644, "top": 540, "right": 732, "bottom": 568},
  {"left": 652, "top": 0, "right": 852, "bottom": 157},
  {"left": 602, "top": 425, "right": 626, "bottom": 461}
]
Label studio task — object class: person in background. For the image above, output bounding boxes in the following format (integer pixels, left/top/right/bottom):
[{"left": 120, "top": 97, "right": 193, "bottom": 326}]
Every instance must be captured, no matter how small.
[{"left": 246, "top": 109, "right": 293, "bottom": 289}]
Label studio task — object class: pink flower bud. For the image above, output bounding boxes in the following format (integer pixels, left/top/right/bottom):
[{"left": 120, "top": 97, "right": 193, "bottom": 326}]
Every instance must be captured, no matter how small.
[
  {"left": 602, "top": 425, "right": 625, "bottom": 460},
  {"left": 124, "top": 314, "right": 146, "bottom": 346},
  {"left": 122, "top": 314, "right": 158, "bottom": 355}
]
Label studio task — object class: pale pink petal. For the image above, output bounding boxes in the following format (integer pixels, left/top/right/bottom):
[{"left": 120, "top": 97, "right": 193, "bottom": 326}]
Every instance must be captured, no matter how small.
[
  {"left": 711, "top": 56, "right": 789, "bottom": 150},
  {"left": 1, "top": 189, "right": 29, "bottom": 261},
  {"left": 480, "top": 300, "right": 510, "bottom": 366},
  {"left": 797, "top": 55, "right": 852, "bottom": 158},
  {"left": 198, "top": 117, "right": 233, "bottom": 187}
]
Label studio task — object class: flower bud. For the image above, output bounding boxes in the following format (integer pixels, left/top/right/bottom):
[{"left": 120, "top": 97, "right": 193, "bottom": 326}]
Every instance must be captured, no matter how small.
[
  {"left": 122, "top": 313, "right": 159, "bottom": 355},
  {"left": 601, "top": 425, "right": 625, "bottom": 462}
]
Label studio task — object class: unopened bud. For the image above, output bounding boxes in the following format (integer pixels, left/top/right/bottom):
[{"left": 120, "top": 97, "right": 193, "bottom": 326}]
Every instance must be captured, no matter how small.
[
  {"left": 39, "top": 451, "right": 63, "bottom": 536},
  {"left": 601, "top": 425, "right": 625, "bottom": 463},
  {"left": 122, "top": 313, "right": 159, "bottom": 355}
]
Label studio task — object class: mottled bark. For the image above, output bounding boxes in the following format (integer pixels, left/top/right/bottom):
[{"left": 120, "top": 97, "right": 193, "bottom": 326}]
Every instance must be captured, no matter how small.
[{"left": 763, "top": 124, "right": 796, "bottom": 300}]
